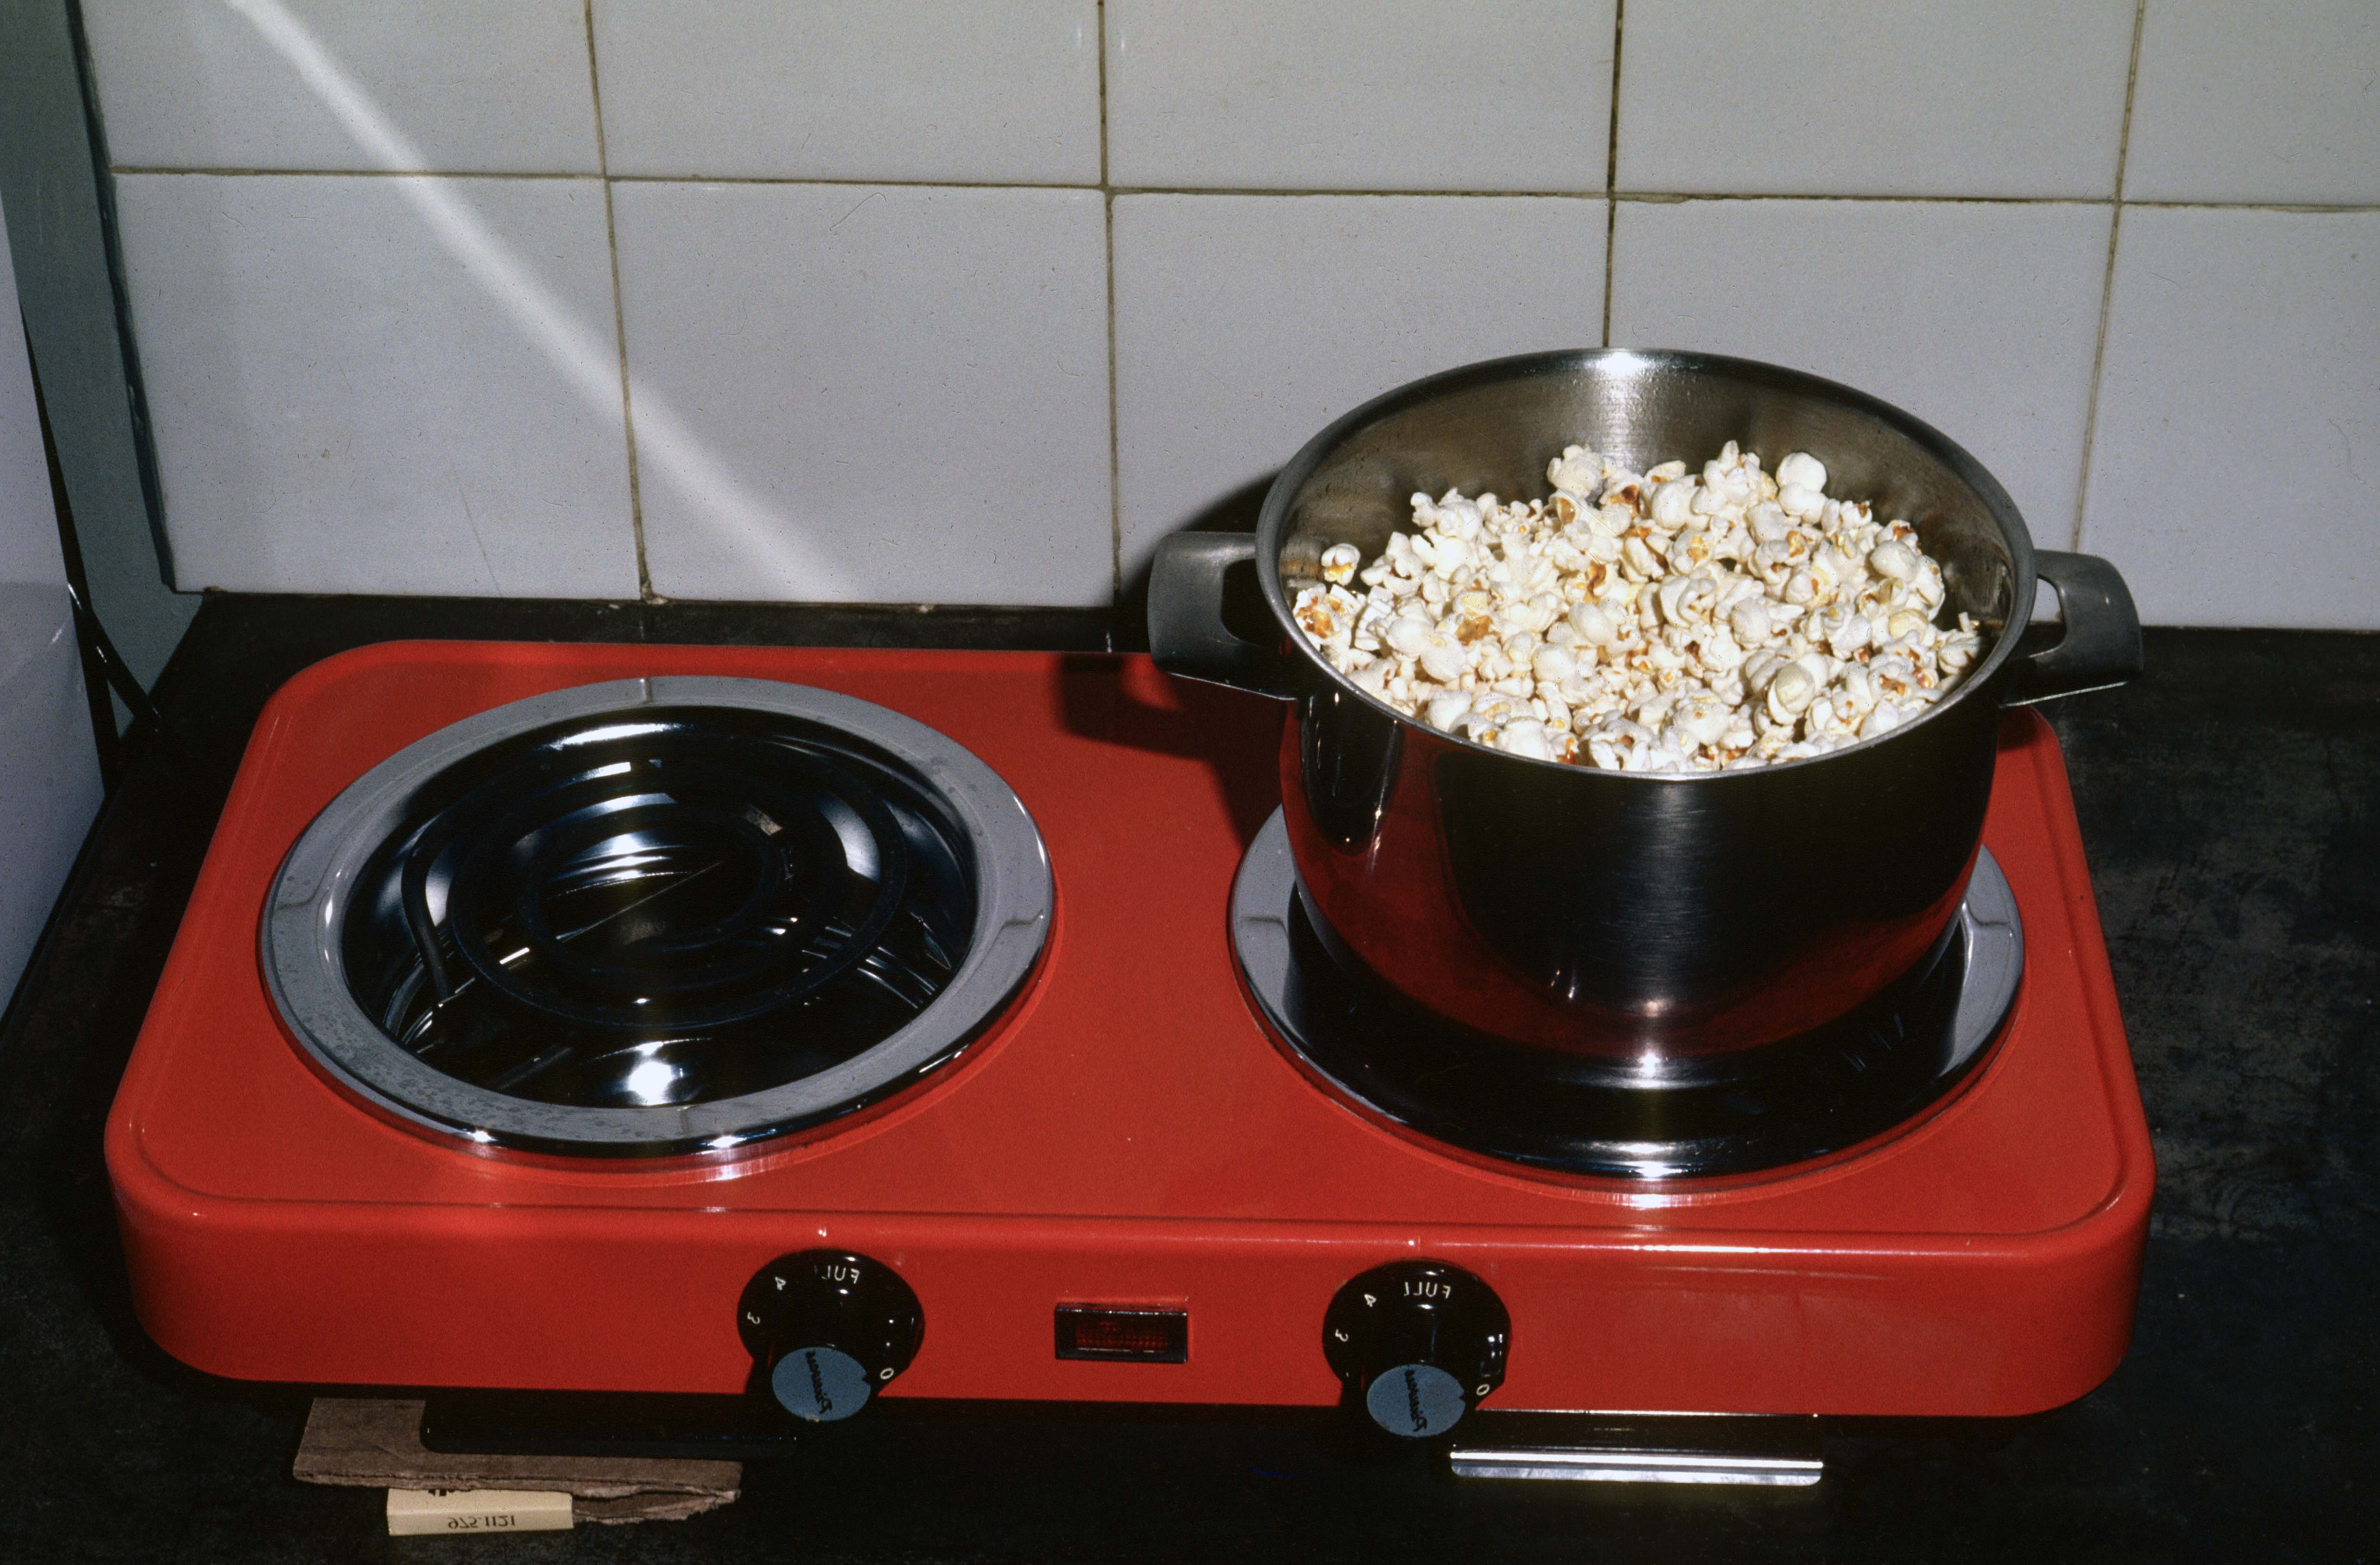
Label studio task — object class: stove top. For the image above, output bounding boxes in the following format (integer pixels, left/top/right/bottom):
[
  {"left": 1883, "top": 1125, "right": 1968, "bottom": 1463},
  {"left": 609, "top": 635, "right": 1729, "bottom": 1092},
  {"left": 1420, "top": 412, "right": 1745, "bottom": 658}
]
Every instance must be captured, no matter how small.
[{"left": 107, "top": 642, "right": 2150, "bottom": 1427}]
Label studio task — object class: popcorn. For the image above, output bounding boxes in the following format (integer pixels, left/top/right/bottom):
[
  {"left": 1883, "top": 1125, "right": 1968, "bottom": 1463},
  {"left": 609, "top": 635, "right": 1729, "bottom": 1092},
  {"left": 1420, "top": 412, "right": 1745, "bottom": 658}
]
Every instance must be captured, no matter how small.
[
  {"left": 1417, "top": 636, "right": 1468, "bottom": 685},
  {"left": 1288, "top": 442, "right": 1986, "bottom": 772},
  {"left": 1869, "top": 539, "right": 1920, "bottom": 583},
  {"left": 1498, "top": 719, "right": 1555, "bottom": 762},
  {"left": 1775, "top": 451, "right": 1827, "bottom": 491},
  {"left": 1382, "top": 614, "right": 1432, "bottom": 657}
]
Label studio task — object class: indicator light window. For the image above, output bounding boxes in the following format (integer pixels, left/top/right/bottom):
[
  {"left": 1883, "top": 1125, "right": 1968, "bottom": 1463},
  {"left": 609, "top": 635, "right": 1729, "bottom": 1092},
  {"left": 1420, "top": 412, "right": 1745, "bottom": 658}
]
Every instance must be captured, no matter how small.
[{"left": 1054, "top": 1306, "right": 1189, "bottom": 1363}]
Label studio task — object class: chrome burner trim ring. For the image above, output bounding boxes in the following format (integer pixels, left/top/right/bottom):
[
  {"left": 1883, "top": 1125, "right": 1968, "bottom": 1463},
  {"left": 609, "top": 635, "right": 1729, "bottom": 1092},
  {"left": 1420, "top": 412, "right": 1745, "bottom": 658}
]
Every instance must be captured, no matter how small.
[{"left": 263, "top": 677, "right": 1051, "bottom": 1156}]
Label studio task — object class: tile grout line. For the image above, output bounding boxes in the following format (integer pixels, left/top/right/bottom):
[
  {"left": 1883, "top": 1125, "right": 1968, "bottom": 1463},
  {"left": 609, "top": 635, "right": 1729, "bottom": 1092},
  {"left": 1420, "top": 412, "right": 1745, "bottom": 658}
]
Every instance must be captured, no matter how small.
[
  {"left": 2120, "top": 199, "right": 2380, "bottom": 213},
  {"left": 1601, "top": 0, "right": 1624, "bottom": 347},
  {"left": 1611, "top": 189, "right": 2111, "bottom": 206},
  {"left": 113, "top": 166, "right": 602, "bottom": 181},
  {"left": 105, "top": 163, "right": 2380, "bottom": 218},
  {"left": 2071, "top": 0, "right": 2149, "bottom": 555},
  {"left": 581, "top": 0, "right": 655, "bottom": 603},
  {"left": 99, "top": 166, "right": 2380, "bottom": 216},
  {"left": 1098, "top": 0, "right": 1123, "bottom": 618}
]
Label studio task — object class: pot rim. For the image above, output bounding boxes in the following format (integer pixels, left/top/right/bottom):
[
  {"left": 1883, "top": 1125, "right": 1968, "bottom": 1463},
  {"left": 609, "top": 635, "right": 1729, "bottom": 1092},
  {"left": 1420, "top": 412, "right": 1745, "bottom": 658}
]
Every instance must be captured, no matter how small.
[{"left": 1254, "top": 347, "right": 2040, "bottom": 781}]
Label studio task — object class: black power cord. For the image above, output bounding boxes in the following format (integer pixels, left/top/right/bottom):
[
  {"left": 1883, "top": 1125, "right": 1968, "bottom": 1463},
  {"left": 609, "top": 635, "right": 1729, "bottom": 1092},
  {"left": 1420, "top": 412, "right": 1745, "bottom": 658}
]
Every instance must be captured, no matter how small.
[{"left": 24, "top": 317, "right": 166, "bottom": 790}]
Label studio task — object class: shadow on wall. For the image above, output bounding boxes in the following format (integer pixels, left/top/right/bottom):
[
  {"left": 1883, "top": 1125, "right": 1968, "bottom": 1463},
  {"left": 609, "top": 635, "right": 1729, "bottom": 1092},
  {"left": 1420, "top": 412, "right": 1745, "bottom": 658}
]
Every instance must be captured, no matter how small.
[
  {"left": 1116, "top": 471, "right": 1278, "bottom": 653},
  {"left": 1096, "top": 471, "right": 1289, "bottom": 844}
]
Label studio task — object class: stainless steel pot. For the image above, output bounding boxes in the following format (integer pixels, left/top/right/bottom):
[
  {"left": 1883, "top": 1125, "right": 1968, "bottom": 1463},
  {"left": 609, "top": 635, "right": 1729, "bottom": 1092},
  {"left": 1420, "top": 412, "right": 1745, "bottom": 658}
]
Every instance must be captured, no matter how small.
[{"left": 1149, "top": 349, "right": 2140, "bottom": 1072}]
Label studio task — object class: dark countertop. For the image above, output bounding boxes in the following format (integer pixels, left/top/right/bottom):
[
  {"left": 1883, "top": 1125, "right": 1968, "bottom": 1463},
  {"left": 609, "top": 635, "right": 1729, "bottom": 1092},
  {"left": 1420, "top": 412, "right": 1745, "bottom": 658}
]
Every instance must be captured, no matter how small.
[{"left": 1, "top": 596, "right": 2371, "bottom": 1563}]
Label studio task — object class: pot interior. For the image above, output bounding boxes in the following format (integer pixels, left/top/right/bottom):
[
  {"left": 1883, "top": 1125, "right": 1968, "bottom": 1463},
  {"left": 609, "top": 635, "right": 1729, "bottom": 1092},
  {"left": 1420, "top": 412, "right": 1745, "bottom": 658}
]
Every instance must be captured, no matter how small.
[{"left": 1272, "top": 351, "right": 2026, "bottom": 666}]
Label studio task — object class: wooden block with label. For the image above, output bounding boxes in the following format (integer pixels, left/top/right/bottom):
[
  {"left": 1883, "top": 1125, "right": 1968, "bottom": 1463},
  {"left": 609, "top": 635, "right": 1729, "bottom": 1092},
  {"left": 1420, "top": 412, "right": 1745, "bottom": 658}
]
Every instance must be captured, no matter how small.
[
  {"left": 296, "top": 1401, "right": 739, "bottom": 1528},
  {"left": 386, "top": 1488, "right": 574, "bottom": 1537}
]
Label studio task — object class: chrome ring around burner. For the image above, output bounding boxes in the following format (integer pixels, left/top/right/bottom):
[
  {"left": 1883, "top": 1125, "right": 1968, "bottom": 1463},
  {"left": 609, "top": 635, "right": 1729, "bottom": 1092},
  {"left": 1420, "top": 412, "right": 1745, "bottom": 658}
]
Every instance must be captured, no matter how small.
[
  {"left": 1230, "top": 809, "right": 2023, "bottom": 1178},
  {"left": 264, "top": 678, "right": 1052, "bottom": 1156}
]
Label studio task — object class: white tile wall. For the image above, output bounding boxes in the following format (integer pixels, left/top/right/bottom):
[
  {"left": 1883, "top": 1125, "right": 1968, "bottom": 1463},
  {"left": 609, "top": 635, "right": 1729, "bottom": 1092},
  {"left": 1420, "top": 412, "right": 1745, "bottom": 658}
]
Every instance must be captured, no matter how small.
[
  {"left": 2123, "top": 1, "right": 2380, "bottom": 205},
  {"left": 2081, "top": 209, "right": 2379, "bottom": 630},
  {"left": 1616, "top": 0, "right": 2137, "bottom": 198},
  {"left": 1106, "top": 0, "right": 1614, "bottom": 192},
  {"left": 1112, "top": 195, "right": 1604, "bottom": 580},
  {"left": 83, "top": 0, "right": 599, "bottom": 174},
  {"left": 1608, "top": 199, "right": 2112, "bottom": 548},
  {"left": 613, "top": 183, "right": 1113, "bottom": 606},
  {"left": 115, "top": 174, "right": 638, "bottom": 597},
  {"left": 75, "top": 1, "right": 2380, "bottom": 626},
  {"left": 590, "top": 1, "right": 1101, "bottom": 185}
]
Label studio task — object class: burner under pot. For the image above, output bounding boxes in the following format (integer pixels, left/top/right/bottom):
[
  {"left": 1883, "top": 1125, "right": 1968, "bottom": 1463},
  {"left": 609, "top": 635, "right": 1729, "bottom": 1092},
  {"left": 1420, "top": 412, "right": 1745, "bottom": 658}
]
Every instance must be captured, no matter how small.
[{"left": 1230, "top": 812, "right": 2020, "bottom": 1179}]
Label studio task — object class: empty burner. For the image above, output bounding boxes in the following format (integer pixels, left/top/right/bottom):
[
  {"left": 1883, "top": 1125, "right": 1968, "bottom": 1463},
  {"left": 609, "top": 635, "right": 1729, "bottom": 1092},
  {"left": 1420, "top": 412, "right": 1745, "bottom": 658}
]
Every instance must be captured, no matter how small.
[{"left": 264, "top": 678, "right": 1051, "bottom": 1157}]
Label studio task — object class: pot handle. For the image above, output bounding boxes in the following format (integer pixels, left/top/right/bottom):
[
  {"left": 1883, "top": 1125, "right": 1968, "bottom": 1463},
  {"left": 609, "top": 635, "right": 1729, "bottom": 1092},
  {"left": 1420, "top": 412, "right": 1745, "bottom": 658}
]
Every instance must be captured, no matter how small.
[
  {"left": 2004, "top": 550, "right": 2144, "bottom": 706},
  {"left": 1147, "top": 532, "right": 1302, "bottom": 699}
]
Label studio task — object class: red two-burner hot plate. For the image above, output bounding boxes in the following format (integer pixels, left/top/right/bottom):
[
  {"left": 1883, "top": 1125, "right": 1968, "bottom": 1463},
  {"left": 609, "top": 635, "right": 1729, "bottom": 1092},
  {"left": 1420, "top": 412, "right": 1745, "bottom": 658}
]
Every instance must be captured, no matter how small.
[{"left": 107, "top": 641, "right": 2150, "bottom": 1437}]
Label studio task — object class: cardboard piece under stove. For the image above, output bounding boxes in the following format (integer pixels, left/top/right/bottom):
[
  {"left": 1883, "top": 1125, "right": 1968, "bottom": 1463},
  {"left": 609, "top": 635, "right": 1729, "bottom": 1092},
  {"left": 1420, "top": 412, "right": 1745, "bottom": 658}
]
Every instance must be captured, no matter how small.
[{"left": 108, "top": 644, "right": 2151, "bottom": 1419}]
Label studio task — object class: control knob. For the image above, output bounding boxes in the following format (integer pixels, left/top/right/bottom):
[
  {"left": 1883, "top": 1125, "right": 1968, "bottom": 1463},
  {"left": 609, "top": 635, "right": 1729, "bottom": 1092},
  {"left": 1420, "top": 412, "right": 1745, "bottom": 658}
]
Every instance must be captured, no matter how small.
[
  {"left": 1323, "top": 1260, "right": 1509, "bottom": 1439},
  {"left": 737, "top": 1250, "right": 923, "bottom": 1422}
]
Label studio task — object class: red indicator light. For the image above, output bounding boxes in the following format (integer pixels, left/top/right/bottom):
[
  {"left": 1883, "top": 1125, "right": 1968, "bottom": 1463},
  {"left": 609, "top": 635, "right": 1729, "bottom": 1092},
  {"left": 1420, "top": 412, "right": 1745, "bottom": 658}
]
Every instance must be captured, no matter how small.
[{"left": 1054, "top": 1306, "right": 1189, "bottom": 1362}]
